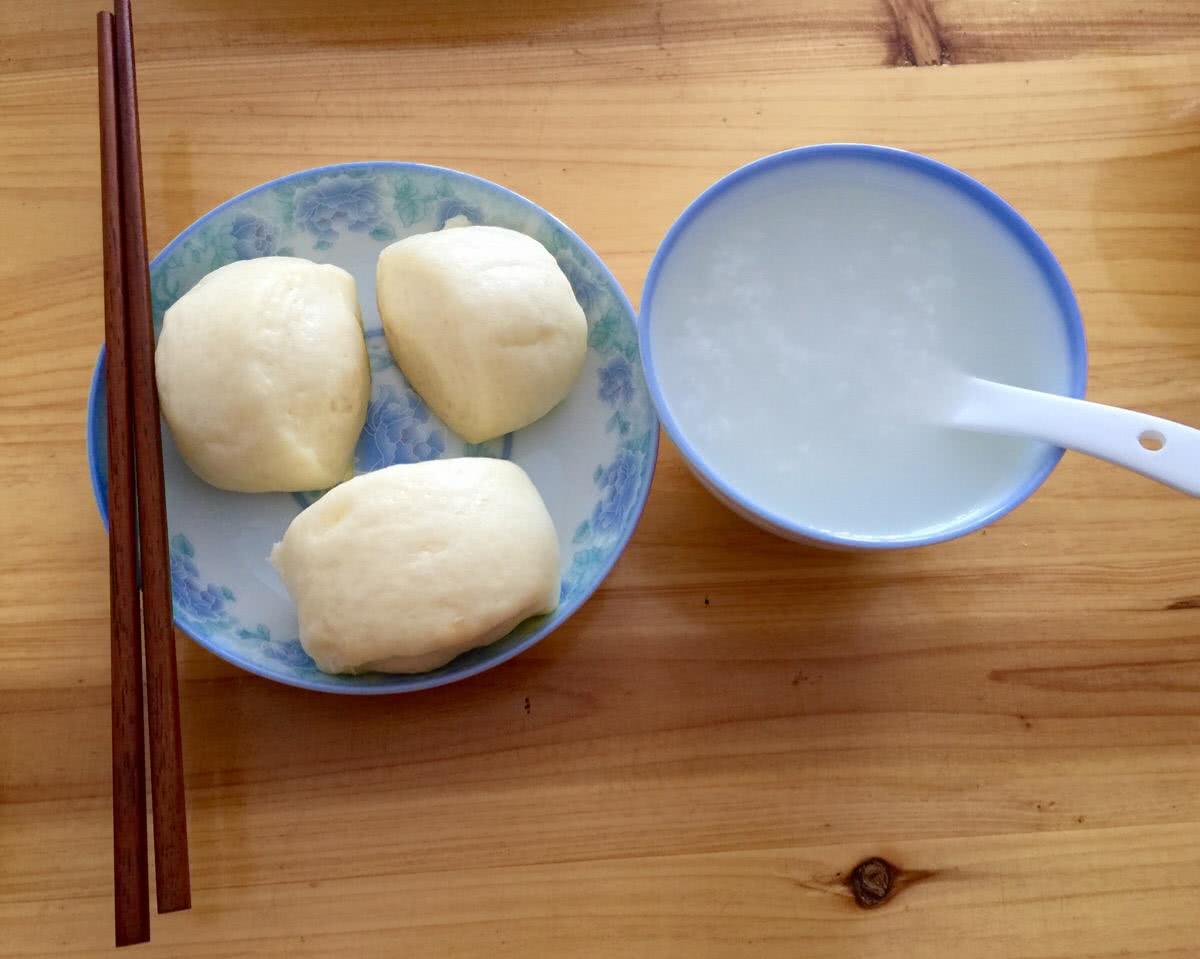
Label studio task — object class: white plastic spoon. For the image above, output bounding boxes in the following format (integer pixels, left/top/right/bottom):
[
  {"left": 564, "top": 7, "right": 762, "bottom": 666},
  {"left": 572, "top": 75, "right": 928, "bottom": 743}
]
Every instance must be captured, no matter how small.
[{"left": 947, "top": 377, "right": 1200, "bottom": 497}]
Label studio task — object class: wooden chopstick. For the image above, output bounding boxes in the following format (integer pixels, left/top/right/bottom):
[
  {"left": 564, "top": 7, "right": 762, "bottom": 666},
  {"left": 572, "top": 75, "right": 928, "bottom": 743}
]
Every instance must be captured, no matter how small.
[
  {"left": 111, "top": 0, "right": 192, "bottom": 916},
  {"left": 98, "top": 9, "right": 150, "bottom": 947}
]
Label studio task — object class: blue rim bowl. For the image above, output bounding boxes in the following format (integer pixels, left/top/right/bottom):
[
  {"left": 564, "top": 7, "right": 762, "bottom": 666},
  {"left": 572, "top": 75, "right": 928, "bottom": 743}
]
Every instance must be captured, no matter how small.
[
  {"left": 86, "top": 161, "right": 658, "bottom": 693},
  {"left": 638, "top": 144, "right": 1088, "bottom": 550}
]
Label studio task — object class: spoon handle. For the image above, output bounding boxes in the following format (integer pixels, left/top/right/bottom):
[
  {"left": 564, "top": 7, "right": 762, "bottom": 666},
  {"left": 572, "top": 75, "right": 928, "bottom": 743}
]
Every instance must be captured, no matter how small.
[{"left": 952, "top": 378, "right": 1200, "bottom": 497}]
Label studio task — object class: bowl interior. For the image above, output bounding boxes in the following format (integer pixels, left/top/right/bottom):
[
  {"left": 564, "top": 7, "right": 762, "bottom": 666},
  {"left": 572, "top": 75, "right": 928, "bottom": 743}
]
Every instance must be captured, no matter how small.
[
  {"left": 87, "top": 162, "right": 657, "bottom": 693},
  {"left": 639, "top": 144, "right": 1087, "bottom": 549}
]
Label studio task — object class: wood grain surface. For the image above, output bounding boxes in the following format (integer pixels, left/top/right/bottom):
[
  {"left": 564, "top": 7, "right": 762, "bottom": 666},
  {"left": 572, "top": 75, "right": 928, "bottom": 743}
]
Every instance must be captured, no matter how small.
[{"left": 2, "top": 1, "right": 1199, "bottom": 956}]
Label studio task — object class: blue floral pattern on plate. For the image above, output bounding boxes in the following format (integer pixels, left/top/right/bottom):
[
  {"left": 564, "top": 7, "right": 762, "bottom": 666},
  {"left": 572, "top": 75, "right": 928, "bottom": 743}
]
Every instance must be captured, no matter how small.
[
  {"left": 230, "top": 214, "right": 278, "bottom": 259},
  {"left": 286, "top": 171, "right": 396, "bottom": 248},
  {"left": 170, "top": 534, "right": 236, "bottom": 633},
  {"left": 356, "top": 332, "right": 448, "bottom": 469},
  {"left": 359, "top": 384, "right": 447, "bottom": 469},
  {"left": 86, "top": 162, "right": 657, "bottom": 693}
]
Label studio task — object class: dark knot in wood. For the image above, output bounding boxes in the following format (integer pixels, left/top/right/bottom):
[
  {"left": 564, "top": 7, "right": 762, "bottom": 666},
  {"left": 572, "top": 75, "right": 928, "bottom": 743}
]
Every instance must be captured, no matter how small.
[
  {"left": 885, "top": 0, "right": 951, "bottom": 67},
  {"left": 847, "top": 857, "right": 895, "bottom": 908}
]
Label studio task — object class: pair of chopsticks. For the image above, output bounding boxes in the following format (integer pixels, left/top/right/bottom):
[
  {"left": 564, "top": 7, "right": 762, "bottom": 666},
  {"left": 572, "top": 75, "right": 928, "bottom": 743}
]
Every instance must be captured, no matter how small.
[{"left": 97, "top": 0, "right": 191, "bottom": 946}]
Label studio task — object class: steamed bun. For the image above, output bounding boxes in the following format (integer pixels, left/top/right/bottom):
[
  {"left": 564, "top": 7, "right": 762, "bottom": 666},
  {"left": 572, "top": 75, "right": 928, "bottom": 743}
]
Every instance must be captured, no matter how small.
[
  {"left": 376, "top": 225, "right": 587, "bottom": 443},
  {"left": 270, "top": 458, "right": 560, "bottom": 674},
  {"left": 155, "top": 256, "right": 369, "bottom": 492}
]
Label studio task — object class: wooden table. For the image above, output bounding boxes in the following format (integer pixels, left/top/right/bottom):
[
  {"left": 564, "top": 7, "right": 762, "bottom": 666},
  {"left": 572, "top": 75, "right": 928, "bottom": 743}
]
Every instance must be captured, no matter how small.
[{"left": 4, "top": 2, "right": 1200, "bottom": 955}]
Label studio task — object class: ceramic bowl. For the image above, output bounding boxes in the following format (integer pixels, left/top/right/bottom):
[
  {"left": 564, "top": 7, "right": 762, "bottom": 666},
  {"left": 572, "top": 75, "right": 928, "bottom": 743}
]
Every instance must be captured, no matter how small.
[
  {"left": 87, "top": 162, "right": 658, "bottom": 693},
  {"left": 639, "top": 144, "right": 1087, "bottom": 549}
]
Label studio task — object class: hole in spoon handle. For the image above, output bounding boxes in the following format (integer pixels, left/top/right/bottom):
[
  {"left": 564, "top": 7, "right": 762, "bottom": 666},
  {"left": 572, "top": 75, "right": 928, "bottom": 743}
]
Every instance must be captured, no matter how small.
[{"left": 1139, "top": 430, "right": 1165, "bottom": 452}]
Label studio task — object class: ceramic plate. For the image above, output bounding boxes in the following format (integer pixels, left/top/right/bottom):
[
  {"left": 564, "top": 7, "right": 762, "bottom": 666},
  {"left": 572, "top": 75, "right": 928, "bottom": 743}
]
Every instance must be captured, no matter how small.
[{"left": 87, "top": 162, "right": 658, "bottom": 693}]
